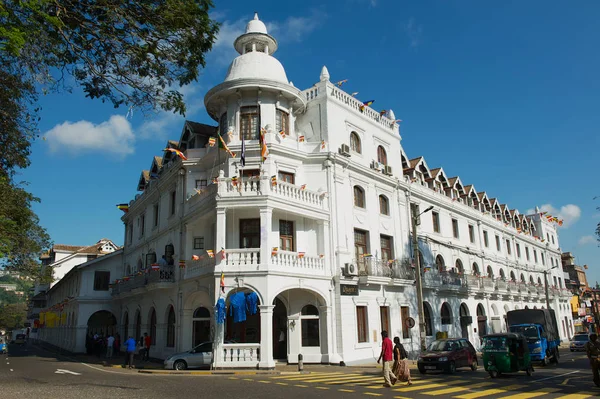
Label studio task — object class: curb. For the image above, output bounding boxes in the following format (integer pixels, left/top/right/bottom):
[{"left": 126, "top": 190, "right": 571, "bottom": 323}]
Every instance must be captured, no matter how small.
[{"left": 138, "top": 369, "right": 310, "bottom": 375}]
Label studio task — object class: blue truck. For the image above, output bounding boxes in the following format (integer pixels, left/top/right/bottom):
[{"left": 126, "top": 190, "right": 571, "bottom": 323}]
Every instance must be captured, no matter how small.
[{"left": 506, "top": 309, "right": 560, "bottom": 366}]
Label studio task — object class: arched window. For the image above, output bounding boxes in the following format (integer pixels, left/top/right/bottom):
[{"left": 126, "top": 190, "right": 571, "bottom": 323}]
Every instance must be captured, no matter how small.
[
  {"left": 194, "top": 307, "right": 210, "bottom": 318},
  {"left": 423, "top": 302, "right": 433, "bottom": 336},
  {"left": 165, "top": 244, "right": 175, "bottom": 265},
  {"left": 192, "top": 307, "right": 211, "bottom": 347},
  {"left": 300, "top": 305, "right": 320, "bottom": 347},
  {"left": 537, "top": 277, "right": 542, "bottom": 285},
  {"left": 529, "top": 276, "right": 534, "bottom": 285},
  {"left": 166, "top": 306, "right": 176, "bottom": 348},
  {"left": 137, "top": 258, "right": 143, "bottom": 272},
  {"left": 436, "top": 255, "right": 445, "bottom": 272},
  {"left": 441, "top": 302, "right": 452, "bottom": 325},
  {"left": 510, "top": 271, "right": 516, "bottom": 282},
  {"left": 500, "top": 269, "right": 506, "bottom": 280},
  {"left": 379, "top": 195, "right": 389, "bottom": 215},
  {"left": 487, "top": 265, "right": 493, "bottom": 278},
  {"left": 472, "top": 262, "right": 480, "bottom": 276},
  {"left": 135, "top": 311, "right": 141, "bottom": 341},
  {"left": 455, "top": 259, "right": 464, "bottom": 274},
  {"left": 123, "top": 312, "right": 129, "bottom": 340},
  {"left": 377, "top": 145, "right": 387, "bottom": 165},
  {"left": 149, "top": 308, "right": 157, "bottom": 345},
  {"left": 353, "top": 186, "right": 365, "bottom": 208},
  {"left": 520, "top": 273, "right": 526, "bottom": 283},
  {"left": 350, "top": 132, "right": 361, "bottom": 153}
]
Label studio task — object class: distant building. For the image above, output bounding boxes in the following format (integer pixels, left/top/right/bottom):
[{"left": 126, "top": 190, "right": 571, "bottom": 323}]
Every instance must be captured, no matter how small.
[{"left": 0, "top": 283, "right": 17, "bottom": 292}]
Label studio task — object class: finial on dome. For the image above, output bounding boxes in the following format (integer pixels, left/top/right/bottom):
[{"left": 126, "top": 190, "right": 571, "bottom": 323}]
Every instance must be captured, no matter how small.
[
  {"left": 320, "top": 66, "right": 330, "bottom": 82},
  {"left": 535, "top": 206, "right": 540, "bottom": 213},
  {"left": 254, "top": 12, "right": 259, "bottom": 20},
  {"left": 388, "top": 109, "right": 396, "bottom": 120}
]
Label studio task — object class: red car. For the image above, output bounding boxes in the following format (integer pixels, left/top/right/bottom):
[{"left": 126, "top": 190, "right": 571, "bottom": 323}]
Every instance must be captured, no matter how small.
[{"left": 417, "top": 338, "right": 478, "bottom": 374}]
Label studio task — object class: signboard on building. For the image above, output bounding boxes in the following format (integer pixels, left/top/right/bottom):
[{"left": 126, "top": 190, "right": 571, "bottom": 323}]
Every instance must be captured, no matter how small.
[{"left": 340, "top": 284, "right": 359, "bottom": 296}]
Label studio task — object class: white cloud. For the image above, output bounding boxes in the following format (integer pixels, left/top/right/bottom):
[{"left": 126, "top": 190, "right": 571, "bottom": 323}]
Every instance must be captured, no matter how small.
[
  {"left": 268, "top": 10, "right": 327, "bottom": 43},
  {"left": 579, "top": 235, "right": 597, "bottom": 246},
  {"left": 44, "top": 115, "right": 135, "bottom": 157},
  {"left": 528, "top": 204, "right": 582, "bottom": 228},
  {"left": 403, "top": 17, "right": 423, "bottom": 48}
]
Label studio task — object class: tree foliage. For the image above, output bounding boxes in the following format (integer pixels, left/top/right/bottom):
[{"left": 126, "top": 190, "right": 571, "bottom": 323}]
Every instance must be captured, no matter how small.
[
  {"left": 0, "top": 1, "right": 219, "bottom": 280},
  {"left": 0, "top": 302, "right": 27, "bottom": 330},
  {"left": 1, "top": 0, "right": 219, "bottom": 115}
]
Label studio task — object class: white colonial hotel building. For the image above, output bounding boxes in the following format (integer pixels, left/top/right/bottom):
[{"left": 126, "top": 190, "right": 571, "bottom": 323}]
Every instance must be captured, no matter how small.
[{"left": 88, "top": 14, "right": 573, "bottom": 368}]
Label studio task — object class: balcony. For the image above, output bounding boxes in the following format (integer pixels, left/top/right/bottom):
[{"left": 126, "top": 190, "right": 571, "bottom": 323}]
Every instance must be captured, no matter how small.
[
  {"left": 422, "top": 271, "right": 466, "bottom": 292},
  {"left": 356, "top": 258, "right": 414, "bottom": 285},
  {"left": 216, "top": 176, "right": 328, "bottom": 215},
  {"left": 111, "top": 267, "right": 175, "bottom": 297},
  {"left": 271, "top": 250, "right": 327, "bottom": 276}
]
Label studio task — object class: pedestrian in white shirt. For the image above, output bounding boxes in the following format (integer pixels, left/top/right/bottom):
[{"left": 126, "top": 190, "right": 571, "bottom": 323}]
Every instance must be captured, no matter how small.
[{"left": 106, "top": 334, "right": 115, "bottom": 359}]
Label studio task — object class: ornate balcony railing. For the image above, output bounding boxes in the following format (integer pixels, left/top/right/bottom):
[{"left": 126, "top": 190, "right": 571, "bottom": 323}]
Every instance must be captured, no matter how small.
[
  {"left": 217, "top": 343, "right": 260, "bottom": 368},
  {"left": 356, "top": 258, "right": 414, "bottom": 280},
  {"left": 271, "top": 250, "right": 326, "bottom": 275},
  {"left": 111, "top": 267, "right": 175, "bottom": 296},
  {"left": 225, "top": 249, "right": 260, "bottom": 268}
]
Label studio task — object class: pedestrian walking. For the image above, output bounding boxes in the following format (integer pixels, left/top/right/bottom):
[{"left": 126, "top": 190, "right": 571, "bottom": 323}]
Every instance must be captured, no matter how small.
[
  {"left": 143, "top": 332, "right": 151, "bottom": 361},
  {"left": 106, "top": 334, "right": 115, "bottom": 359},
  {"left": 377, "top": 330, "right": 397, "bottom": 387},
  {"left": 391, "top": 337, "right": 412, "bottom": 385},
  {"left": 123, "top": 336, "right": 136, "bottom": 369},
  {"left": 585, "top": 333, "right": 600, "bottom": 387}
]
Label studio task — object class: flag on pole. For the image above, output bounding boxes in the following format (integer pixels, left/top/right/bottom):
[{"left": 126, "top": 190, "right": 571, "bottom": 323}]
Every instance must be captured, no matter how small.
[
  {"left": 271, "top": 175, "right": 277, "bottom": 187},
  {"left": 164, "top": 147, "right": 187, "bottom": 161},
  {"left": 192, "top": 255, "right": 200, "bottom": 261},
  {"left": 220, "top": 248, "right": 226, "bottom": 260},
  {"left": 117, "top": 203, "right": 129, "bottom": 213},
  {"left": 300, "top": 184, "right": 306, "bottom": 190},
  {"left": 321, "top": 141, "right": 326, "bottom": 150},
  {"left": 334, "top": 79, "right": 348, "bottom": 87},
  {"left": 240, "top": 134, "right": 246, "bottom": 167},
  {"left": 208, "top": 137, "right": 216, "bottom": 147},
  {"left": 360, "top": 100, "right": 374, "bottom": 112},
  {"left": 298, "top": 135, "right": 305, "bottom": 142},
  {"left": 218, "top": 133, "right": 236, "bottom": 158},
  {"left": 298, "top": 252, "right": 305, "bottom": 259},
  {"left": 271, "top": 247, "right": 279, "bottom": 256},
  {"left": 260, "top": 127, "right": 269, "bottom": 162},
  {"left": 279, "top": 130, "right": 286, "bottom": 139},
  {"left": 379, "top": 110, "right": 387, "bottom": 116},
  {"left": 206, "top": 250, "right": 215, "bottom": 258},
  {"left": 220, "top": 272, "right": 225, "bottom": 293}
]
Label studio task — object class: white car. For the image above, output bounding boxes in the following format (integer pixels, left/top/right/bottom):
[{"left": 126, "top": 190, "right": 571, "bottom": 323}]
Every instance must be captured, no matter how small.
[{"left": 164, "top": 342, "right": 213, "bottom": 370}]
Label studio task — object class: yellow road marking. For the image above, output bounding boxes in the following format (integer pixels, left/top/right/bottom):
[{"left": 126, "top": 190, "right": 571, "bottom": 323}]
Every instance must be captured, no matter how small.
[
  {"left": 555, "top": 395, "right": 592, "bottom": 399},
  {"left": 424, "top": 387, "right": 472, "bottom": 396},
  {"left": 454, "top": 385, "right": 525, "bottom": 399},
  {"left": 315, "top": 387, "right": 329, "bottom": 390},
  {"left": 323, "top": 376, "right": 382, "bottom": 385},
  {"left": 294, "top": 384, "right": 308, "bottom": 388},
  {"left": 228, "top": 377, "right": 238, "bottom": 380},
  {"left": 339, "top": 389, "right": 355, "bottom": 392},
  {"left": 495, "top": 388, "right": 561, "bottom": 399},
  {"left": 257, "top": 380, "right": 270, "bottom": 384},
  {"left": 271, "top": 372, "right": 344, "bottom": 380},
  {"left": 394, "top": 383, "right": 445, "bottom": 392},
  {"left": 275, "top": 382, "right": 288, "bottom": 386},
  {"left": 243, "top": 378, "right": 253, "bottom": 381},
  {"left": 364, "top": 393, "right": 382, "bottom": 397},
  {"left": 303, "top": 374, "right": 365, "bottom": 383}
]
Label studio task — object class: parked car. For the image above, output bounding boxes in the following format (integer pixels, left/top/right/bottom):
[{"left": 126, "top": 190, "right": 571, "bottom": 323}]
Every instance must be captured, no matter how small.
[
  {"left": 14, "top": 334, "right": 26, "bottom": 345},
  {"left": 417, "top": 338, "right": 478, "bottom": 374},
  {"left": 570, "top": 334, "right": 589, "bottom": 352},
  {"left": 164, "top": 341, "right": 238, "bottom": 370}
]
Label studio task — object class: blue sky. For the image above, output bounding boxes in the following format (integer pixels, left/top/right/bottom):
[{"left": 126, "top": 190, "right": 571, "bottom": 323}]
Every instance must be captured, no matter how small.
[{"left": 21, "top": 1, "right": 600, "bottom": 282}]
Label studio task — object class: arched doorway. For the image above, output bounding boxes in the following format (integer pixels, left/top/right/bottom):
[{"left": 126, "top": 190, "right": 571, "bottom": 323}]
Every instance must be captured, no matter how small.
[
  {"left": 272, "top": 298, "right": 288, "bottom": 360},
  {"left": 135, "top": 310, "right": 142, "bottom": 342},
  {"left": 472, "top": 262, "right": 480, "bottom": 276},
  {"left": 87, "top": 310, "right": 117, "bottom": 336},
  {"left": 148, "top": 308, "right": 157, "bottom": 345},
  {"left": 423, "top": 302, "right": 433, "bottom": 337},
  {"left": 459, "top": 303, "right": 471, "bottom": 339},
  {"left": 435, "top": 255, "right": 445, "bottom": 272},
  {"left": 455, "top": 259, "right": 464, "bottom": 274},
  {"left": 123, "top": 312, "right": 129, "bottom": 340},
  {"left": 192, "top": 307, "right": 211, "bottom": 347},
  {"left": 441, "top": 302, "right": 452, "bottom": 326},
  {"left": 225, "top": 288, "right": 261, "bottom": 344},
  {"left": 477, "top": 304, "right": 487, "bottom": 342},
  {"left": 166, "top": 305, "right": 176, "bottom": 348}
]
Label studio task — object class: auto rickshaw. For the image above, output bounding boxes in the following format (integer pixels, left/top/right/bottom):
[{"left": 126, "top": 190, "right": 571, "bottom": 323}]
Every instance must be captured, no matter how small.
[{"left": 482, "top": 333, "right": 534, "bottom": 378}]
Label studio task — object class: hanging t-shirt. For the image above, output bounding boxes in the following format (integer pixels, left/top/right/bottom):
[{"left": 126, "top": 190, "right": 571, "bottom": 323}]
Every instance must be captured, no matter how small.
[
  {"left": 229, "top": 292, "right": 247, "bottom": 323},
  {"left": 246, "top": 292, "right": 258, "bottom": 315}
]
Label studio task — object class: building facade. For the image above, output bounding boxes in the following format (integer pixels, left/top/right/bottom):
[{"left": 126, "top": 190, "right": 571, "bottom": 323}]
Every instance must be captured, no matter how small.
[{"left": 58, "top": 14, "right": 572, "bottom": 366}]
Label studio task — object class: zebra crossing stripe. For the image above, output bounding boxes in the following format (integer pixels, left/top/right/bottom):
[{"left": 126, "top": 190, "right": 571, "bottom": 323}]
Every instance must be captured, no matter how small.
[
  {"left": 494, "top": 388, "right": 561, "bottom": 399},
  {"left": 454, "top": 384, "right": 526, "bottom": 399}
]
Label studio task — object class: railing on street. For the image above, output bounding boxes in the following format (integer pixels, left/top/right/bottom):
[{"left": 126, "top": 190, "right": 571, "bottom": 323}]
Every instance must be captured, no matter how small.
[{"left": 218, "top": 343, "right": 260, "bottom": 368}]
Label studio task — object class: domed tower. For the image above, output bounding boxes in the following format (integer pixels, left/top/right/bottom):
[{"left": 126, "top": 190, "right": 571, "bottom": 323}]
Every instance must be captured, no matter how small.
[{"left": 204, "top": 13, "right": 306, "bottom": 145}]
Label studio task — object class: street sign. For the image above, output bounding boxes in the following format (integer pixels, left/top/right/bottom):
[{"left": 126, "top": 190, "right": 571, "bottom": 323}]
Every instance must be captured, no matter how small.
[{"left": 405, "top": 317, "right": 416, "bottom": 329}]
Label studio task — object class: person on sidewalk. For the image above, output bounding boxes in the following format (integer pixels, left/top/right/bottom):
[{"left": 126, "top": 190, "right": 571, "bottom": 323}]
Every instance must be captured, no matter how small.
[
  {"left": 123, "top": 336, "right": 136, "bottom": 369},
  {"left": 585, "top": 333, "right": 600, "bottom": 387},
  {"left": 391, "top": 336, "right": 412, "bottom": 386},
  {"left": 106, "top": 334, "right": 115, "bottom": 359},
  {"left": 377, "top": 330, "right": 397, "bottom": 387},
  {"left": 143, "top": 333, "right": 151, "bottom": 361}
]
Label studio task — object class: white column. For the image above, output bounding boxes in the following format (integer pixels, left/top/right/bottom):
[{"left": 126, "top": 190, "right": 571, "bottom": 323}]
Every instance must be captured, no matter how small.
[
  {"left": 259, "top": 207, "right": 273, "bottom": 270},
  {"left": 216, "top": 208, "right": 226, "bottom": 268},
  {"left": 259, "top": 305, "right": 275, "bottom": 369},
  {"left": 320, "top": 305, "right": 333, "bottom": 364}
]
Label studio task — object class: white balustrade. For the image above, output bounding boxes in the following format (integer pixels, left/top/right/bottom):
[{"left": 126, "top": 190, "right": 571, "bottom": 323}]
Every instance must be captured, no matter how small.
[
  {"left": 269, "top": 181, "right": 325, "bottom": 207},
  {"left": 225, "top": 249, "right": 260, "bottom": 267},
  {"left": 271, "top": 251, "right": 326, "bottom": 275},
  {"left": 185, "top": 257, "right": 216, "bottom": 279},
  {"left": 218, "top": 343, "right": 260, "bottom": 368}
]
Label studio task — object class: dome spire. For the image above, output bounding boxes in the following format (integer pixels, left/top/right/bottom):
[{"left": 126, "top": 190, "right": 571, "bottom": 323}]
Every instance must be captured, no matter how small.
[{"left": 320, "top": 66, "right": 330, "bottom": 82}]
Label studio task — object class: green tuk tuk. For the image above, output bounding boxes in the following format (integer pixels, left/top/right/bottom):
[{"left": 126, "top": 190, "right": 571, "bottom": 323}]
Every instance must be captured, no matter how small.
[{"left": 482, "top": 333, "right": 534, "bottom": 378}]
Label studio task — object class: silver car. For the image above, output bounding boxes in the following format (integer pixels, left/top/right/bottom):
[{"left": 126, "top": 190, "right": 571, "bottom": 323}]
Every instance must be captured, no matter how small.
[
  {"left": 570, "top": 334, "right": 589, "bottom": 352},
  {"left": 164, "top": 342, "right": 213, "bottom": 370}
]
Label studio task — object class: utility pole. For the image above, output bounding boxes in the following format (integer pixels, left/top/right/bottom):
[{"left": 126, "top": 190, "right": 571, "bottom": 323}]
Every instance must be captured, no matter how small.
[{"left": 411, "top": 204, "right": 433, "bottom": 352}]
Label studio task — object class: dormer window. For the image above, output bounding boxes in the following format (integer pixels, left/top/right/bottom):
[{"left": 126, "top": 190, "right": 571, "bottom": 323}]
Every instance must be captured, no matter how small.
[
  {"left": 240, "top": 106, "right": 259, "bottom": 140},
  {"left": 350, "top": 132, "right": 361, "bottom": 154},
  {"left": 276, "top": 109, "right": 289, "bottom": 137},
  {"left": 377, "top": 145, "right": 387, "bottom": 165}
]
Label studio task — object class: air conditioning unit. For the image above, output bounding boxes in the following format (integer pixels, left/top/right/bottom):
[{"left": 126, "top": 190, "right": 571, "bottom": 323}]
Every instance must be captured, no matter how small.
[
  {"left": 383, "top": 165, "right": 393, "bottom": 176},
  {"left": 339, "top": 144, "right": 351, "bottom": 157},
  {"left": 343, "top": 263, "right": 358, "bottom": 277},
  {"left": 370, "top": 160, "right": 382, "bottom": 170}
]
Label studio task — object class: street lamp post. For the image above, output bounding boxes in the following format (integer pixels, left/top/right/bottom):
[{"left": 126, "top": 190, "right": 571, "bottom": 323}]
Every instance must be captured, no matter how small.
[
  {"left": 412, "top": 205, "right": 434, "bottom": 352},
  {"left": 543, "top": 264, "right": 559, "bottom": 310}
]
